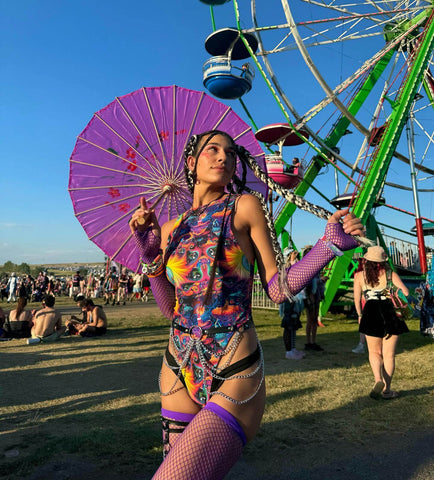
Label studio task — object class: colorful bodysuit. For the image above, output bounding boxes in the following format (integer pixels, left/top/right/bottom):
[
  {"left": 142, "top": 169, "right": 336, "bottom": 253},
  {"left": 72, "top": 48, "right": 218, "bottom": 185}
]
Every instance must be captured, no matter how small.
[{"left": 163, "top": 194, "right": 258, "bottom": 405}]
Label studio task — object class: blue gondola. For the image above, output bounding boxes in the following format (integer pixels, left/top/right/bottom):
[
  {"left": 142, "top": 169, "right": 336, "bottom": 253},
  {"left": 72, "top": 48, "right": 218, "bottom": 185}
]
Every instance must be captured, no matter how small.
[
  {"left": 203, "top": 56, "right": 254, "bottom": 99},
  {"left": 202, "top": 27, "right": 258, "bottom": 100},
  {"left": 199, "top": 0, "right": 231, "bottom": 4}
]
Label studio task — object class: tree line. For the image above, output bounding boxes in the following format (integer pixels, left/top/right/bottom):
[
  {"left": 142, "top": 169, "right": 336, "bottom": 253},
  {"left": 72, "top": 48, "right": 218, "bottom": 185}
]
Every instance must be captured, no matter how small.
[{"left": 1, "top": 261, "right": 46, "bottom": 278}]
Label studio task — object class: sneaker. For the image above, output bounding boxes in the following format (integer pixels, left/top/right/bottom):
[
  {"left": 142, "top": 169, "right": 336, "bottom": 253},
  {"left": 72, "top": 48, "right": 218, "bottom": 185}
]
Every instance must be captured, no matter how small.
[
  {"left": 292, "top": 348, "right": 305, "bottom": 358},
  {"left": 352, "top": 343, "right": 365, "bottom": 354},
  {"left": 285, "top": 350, "right": 302, "bottom": 360},
  {"left": 305, "top": 343, "right": 314, "bottom": 350},
  {"left": 311, "top": 343, "right": 324, "bottom": 351}
]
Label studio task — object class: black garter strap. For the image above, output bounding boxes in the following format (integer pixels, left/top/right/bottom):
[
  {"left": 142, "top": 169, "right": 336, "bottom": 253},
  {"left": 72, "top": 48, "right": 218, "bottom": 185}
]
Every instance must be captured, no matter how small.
[
  {"left": 164, "top": 344, "right": 261, "bottom": 392},
  {"left": 172, "top": 318, "right": 254, "bottom": 338}
]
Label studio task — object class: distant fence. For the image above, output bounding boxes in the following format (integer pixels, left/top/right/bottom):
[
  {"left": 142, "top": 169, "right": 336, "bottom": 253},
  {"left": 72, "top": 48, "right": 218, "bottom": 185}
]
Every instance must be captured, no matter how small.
[{"left": 252, "top": 277, "right": 278, "bottom": 310}]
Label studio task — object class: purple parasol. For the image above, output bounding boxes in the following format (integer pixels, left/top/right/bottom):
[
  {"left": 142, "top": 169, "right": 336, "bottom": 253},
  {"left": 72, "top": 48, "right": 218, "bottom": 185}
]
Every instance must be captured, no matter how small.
[{"left": 69, "top": 85, "right": 267, "bottom": 272}]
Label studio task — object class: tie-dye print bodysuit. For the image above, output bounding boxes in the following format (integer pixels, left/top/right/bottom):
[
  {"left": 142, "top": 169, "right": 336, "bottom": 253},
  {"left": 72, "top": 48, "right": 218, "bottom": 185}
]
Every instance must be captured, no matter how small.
[{"left": 163, "top": 194, "right": 256, "bottom": 405}]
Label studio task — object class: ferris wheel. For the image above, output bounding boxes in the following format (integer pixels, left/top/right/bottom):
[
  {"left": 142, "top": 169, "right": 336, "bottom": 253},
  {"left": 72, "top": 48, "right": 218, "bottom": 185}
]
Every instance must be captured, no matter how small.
[{"left": 199, "top": 0, "right": 434, "bottom": 312}]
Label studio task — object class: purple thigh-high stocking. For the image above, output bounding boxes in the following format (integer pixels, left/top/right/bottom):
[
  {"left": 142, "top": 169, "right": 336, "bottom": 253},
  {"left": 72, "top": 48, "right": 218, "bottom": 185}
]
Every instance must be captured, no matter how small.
[
  {"left": 161, "top": 409, "right": 196, "bottom": 459},
  {"left": 134, "top": 229, "right": 175, "bottom": 319},
  {"left": 152, "top": 403, "right": 246, "bottom": 480},
  {"left": 267, "top": 222, "right": 358, "bottom": 303}
]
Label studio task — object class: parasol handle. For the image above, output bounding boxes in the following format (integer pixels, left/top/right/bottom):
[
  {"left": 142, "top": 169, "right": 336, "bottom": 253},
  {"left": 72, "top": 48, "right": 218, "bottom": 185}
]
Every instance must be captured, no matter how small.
[{"left": 136, "top": 185, "right": 173, "bottom": 225}]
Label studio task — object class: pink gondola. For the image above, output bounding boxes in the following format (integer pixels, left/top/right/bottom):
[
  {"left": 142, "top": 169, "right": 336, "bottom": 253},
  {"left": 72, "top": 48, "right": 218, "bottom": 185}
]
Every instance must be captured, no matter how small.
[{"left": 255, "top": 123, "right": 308, "bottom": 189}]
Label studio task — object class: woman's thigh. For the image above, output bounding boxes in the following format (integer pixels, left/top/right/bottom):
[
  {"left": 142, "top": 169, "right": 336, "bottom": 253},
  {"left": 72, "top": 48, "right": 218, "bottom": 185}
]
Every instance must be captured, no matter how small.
[
  {"left": 365, "top": 335, "right": 383, "bottom": 354},
  {"left": 382, "top": 335, "right": 399, "bottom": 358},
  {"left": 159, "top": 359, "right": 202, "bottom": 415},
  {"left": 210, "top": 377, "right": 266, "bottom": 442}
]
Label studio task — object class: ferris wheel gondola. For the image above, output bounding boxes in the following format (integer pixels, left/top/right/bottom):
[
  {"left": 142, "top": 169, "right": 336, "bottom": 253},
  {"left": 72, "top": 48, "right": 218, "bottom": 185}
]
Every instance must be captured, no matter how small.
[
  {"left": 203, "top": 27, "right": 258, "bottom": 99},
  {"left": 254, "top": 123, "right": 308, "bottom": 189}
]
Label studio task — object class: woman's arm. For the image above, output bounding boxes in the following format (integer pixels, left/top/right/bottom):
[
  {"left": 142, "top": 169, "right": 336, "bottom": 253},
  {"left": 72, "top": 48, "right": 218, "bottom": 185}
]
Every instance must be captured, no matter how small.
[
  {"left": 235, "top": 195, "right": 364, "bottom": 303},
  {"left": 353, "top": 272, "right": 363, "bottom": 321},
  {"left": 391, "top": 271, "right": 409, "bottom": 296},
  {"left": 130, "top": 198, "right": 176, "bottom": 320}
]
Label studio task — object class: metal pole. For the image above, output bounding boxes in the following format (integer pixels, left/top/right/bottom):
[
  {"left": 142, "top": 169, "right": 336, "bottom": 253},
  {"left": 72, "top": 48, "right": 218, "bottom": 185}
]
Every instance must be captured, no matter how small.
[
  {"left": 334, "top": 165, "right": 339, "bottom": 197},
  {"left": 406, "top": 104, "right": 427, "bottom": 273}
]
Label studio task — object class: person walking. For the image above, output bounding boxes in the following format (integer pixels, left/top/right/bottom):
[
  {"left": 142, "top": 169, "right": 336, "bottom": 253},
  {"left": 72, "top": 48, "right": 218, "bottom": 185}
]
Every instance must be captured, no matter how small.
[
  {"left": 353, "top": 246, "right": 409, "bottom": 399},
  {"left": 6, "top": 273, "right": 18, "bottom": 303}
]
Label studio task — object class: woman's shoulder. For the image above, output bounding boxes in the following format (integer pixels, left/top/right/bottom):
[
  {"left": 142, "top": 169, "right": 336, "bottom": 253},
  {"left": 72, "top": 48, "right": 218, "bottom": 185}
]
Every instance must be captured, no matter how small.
[
  {"left": 161, "top": 216, "right": 180, "bottom": 239},
  {"left": 234, "top": 193, "right": 263, "bottom": 216}
]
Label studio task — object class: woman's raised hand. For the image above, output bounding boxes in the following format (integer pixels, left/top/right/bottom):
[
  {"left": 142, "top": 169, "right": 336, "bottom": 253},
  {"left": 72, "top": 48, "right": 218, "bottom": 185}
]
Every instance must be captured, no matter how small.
[
  {"left": 327, "top": 208, "right": 365, "bottom": 237},
  {"left": 129, "top": 197, "right": 161, "bottom": 235}
]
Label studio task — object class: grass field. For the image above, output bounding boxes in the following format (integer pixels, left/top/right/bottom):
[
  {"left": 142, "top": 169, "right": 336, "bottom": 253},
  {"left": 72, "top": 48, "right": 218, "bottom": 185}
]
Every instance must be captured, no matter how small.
[{"left": 1, "top": 300, "right": 433, "bottom": 480}]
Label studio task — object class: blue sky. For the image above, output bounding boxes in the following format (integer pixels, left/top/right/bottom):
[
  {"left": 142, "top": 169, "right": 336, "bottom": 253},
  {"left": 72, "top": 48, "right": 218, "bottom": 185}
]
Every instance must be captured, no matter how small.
[{"left": 1, "top": 0, "right": 433, "bottom": 265}]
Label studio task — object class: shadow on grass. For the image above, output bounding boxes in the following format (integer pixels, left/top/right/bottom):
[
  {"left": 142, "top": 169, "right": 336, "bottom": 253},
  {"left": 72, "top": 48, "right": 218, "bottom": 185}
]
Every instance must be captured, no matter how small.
[{"left": 1, "top": 314, "right": 432, "bottom": 480}]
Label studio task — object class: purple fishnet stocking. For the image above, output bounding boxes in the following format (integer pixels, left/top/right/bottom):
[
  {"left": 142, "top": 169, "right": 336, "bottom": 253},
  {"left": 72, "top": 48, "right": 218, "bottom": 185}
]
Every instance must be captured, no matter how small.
[
  {"left": 267, "top": 223, "right": 358, "bottom": 304},
  {"left": 134, "top": 230, "right": 175, "bottom": 320},
  {"left": 152, "top": 408, "right": 244, "bottom": 480}
]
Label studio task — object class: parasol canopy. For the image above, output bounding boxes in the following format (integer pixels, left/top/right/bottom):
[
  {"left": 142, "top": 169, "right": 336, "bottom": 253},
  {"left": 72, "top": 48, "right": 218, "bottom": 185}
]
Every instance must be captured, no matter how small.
[{"left": 69, "top": 85, "right": 267, "bottom": 272}]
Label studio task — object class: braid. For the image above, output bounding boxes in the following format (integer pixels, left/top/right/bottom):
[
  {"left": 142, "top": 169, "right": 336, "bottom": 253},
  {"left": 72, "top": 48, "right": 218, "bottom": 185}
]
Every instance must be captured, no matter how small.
[
  {"left": 236, "top": 145, "right": 371, "bottom": 247},
  {"left": 236, "top": 145, "right": 332, "bottom": 220}
]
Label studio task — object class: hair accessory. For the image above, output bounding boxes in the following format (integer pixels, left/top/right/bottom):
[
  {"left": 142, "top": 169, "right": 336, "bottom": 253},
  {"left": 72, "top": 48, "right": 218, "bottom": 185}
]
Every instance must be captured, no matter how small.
[{"left": 364, "top": 246, "right": 388, "bottom": 262}]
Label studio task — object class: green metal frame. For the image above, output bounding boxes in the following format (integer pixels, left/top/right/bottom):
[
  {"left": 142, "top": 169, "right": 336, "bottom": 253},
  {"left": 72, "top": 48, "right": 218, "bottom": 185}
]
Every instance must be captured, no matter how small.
[{"left": 321, "top": 11, "right": 434, "bottom": 315}]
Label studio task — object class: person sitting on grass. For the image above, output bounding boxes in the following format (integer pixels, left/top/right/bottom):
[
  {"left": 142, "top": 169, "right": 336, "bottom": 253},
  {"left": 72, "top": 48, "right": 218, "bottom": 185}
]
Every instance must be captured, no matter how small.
[
  {"left": 6, "top": 297, "right": 33, "bottom": 338},
  {"left": 64, "top": 294, "right": 87, "bottom": 335},
  {"left": 30, "top": 294, "right": 65, "bottom": 342},
  {"left": 75, "top": 299, "right": 108, "bottom": 337}
]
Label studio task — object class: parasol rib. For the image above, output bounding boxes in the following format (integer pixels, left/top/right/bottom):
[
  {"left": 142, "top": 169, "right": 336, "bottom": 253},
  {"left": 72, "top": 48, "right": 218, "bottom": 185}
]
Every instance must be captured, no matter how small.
[
  {"left": 70, "top": 141, "right": 174, "bottom": 185},
  {"left": 88, "top": 209, "right": 133, "bottom": 240},
  {"left": 142, "top": 88, "right": 171, "bottom": 174},
  {"left": 180, "top": 91, "right": 206, "bottom": 159},
  {"left": 93, "top": 113, "right": 149, "bottom": 174},
  {"left": 113, "top": 96, "right": 177, "bottom": 180},
  {"left": 69, "top": 184, "right": 150, "bottom": 191},
  {"left": 110, "top": 231, "right": 134, "bottom": 261},
  {"left": 70, "top": 157, "right": 148, "bottom": 180},
  {"left": 114, "top": 97, "right": 157, "bottom": 160},
  {"left": 75, "top": 191, "right": 149, "bottom": 216},
  {"left": 212, "top": 107, "right": 232, "bottom": 130}
]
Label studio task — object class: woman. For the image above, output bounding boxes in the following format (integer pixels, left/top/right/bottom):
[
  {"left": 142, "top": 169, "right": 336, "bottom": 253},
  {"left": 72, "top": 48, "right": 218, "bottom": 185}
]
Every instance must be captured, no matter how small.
[
  {"left": 130, "top": 130, "right": 364, "bottom": 479},
  {"left": 7, "top": 296, "right": 33, "bottom": 338},
  {"left": 301, "top": 245, "right": 324, "bottom": 351},
  {"left": 353, "top": 246, "right": 409, "bottom": 400}
]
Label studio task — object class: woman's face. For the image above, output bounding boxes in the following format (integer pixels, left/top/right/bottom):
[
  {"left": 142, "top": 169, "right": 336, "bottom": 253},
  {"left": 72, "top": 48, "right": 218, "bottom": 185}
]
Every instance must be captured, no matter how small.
[{"left": 188, "top": 134, "right": 236, "bottom": 188}]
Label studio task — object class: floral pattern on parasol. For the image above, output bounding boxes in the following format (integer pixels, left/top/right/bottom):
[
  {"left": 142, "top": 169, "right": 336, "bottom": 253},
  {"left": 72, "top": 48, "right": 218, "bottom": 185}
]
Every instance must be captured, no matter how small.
[{"left": 69, "top": 85, "right": 267, "bottom": 272}]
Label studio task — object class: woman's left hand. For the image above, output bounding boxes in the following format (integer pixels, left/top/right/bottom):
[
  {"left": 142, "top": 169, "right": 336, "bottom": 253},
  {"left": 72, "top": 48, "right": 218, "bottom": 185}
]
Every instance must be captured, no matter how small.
[{"left": 327, "top": 208, "right": 365, "bottom": 237}]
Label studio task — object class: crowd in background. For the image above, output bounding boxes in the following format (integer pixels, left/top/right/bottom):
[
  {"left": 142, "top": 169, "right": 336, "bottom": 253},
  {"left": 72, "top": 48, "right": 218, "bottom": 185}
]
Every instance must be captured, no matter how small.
[{"left": 0, "top": 267, "right": 151, "bottom": 305}]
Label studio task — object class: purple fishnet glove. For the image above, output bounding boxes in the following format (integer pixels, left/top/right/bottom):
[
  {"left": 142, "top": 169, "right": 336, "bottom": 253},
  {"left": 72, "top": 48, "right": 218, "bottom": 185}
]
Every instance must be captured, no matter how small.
[
  {"left": 134, "top": 229, "right": 175, "bottom": 320},
  {"left": 134, "top": 227, "right": 161, "bottom": 262},
  {"left": 324, "top": 222, "right": 359, "bottom": 251},
  {"left": 266, "top": 223, "right": 358, "bottom": 303}
]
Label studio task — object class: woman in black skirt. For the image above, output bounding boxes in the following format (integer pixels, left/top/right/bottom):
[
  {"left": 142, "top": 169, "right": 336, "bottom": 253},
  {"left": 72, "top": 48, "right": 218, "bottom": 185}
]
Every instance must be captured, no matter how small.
[{"left": 353, "top": 246, "right": 409, "bottom": 399}]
